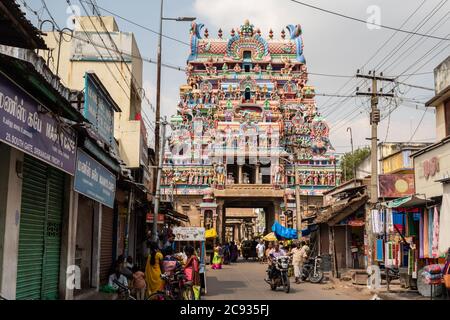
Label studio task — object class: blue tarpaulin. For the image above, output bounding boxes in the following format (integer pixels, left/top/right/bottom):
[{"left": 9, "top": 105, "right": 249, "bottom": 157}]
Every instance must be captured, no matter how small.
[{"left": 271, "top": 221, "right": 298, "bottom": 240}]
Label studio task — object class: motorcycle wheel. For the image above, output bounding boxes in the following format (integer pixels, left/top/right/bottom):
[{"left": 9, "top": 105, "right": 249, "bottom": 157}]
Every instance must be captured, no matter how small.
[
  {"left": 270, "top": 280, "right": 276, "bottom": 291},
  {"left": 283, "top": 275, "right": 290, "bottom": 293},
  {"left": 309, "top": 269, "right": 324, "bottom": 283}
]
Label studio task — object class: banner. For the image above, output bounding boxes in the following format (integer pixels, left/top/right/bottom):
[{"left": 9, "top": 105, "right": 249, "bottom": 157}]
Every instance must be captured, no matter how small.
[
  {"left": 173, "top": 227, "right": 206, "bottom": 241},
  {"left": 0, "top": 74, "right": 76, "bottom": 174},
  {"left": 379, "top": 174, "right": 415, "bottom": 198}
]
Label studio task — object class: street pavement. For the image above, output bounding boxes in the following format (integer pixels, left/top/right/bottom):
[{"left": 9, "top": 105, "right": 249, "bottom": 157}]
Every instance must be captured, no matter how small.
[{"left": 204, "top": 259, "right": 373, "bottom": 300}]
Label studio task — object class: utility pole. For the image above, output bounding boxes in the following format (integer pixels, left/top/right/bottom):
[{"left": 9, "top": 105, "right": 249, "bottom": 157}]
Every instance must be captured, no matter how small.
[
  {"left": 152, "top": 117, "right": 168, "bottom": 243},
  {"left": 356, "top": 71, "right": 394, "bottom": 203},
  {"left": 347, "top": 127, "right": 356, "bottom": 180},
  {"left": 356, "top": 70, "right": 394, "bottom": 266}
]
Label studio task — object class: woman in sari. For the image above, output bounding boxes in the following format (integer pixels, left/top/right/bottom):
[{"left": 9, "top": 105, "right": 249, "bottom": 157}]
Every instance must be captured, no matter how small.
[
  {"left": 145, "top": 242, "right": 164, "bottom": 295},
  {"left": 230, "top": 241, "right": 238, "bottom": 263},
  {"left": 211, "top": 243, "right": 223, "bottom": 269}
]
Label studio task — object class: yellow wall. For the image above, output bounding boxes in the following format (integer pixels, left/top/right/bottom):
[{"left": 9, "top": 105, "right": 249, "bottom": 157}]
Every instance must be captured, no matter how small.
[
  {"left": 436, "top": 103, "right": 447, "bottom": 141},
  {"left": 40, "top": 16, "right": 145, "bottom": 168}
]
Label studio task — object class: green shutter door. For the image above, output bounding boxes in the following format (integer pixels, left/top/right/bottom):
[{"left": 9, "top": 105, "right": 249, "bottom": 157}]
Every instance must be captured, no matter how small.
[
  {"left": 42, "top": 167, "right": 64, "bottom": 299},
  {"left": 16, "top": 155, "right": 65, "bottom": 300}
]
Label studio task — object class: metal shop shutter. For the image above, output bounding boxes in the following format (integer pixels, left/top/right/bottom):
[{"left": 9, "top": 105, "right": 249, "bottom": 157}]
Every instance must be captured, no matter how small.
[
  {"left": 16, "top": 155, "right": 64, "bottom": 300},
  {"left": 100, "top": 206, "right": 114, "bottom": 285}
]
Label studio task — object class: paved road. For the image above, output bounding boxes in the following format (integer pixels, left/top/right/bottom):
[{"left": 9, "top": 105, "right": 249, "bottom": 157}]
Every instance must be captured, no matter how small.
[{"left": 204, "top": 260, "right": 372, "bottom": 300}]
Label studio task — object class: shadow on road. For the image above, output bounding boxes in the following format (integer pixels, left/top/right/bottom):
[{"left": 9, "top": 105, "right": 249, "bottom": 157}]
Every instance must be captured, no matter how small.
[{"left": 206, "top": 275, "right": 247, "bottom": 297}]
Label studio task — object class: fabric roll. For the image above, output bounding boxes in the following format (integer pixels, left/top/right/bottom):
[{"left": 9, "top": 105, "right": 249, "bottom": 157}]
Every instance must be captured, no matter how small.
[
  {"left": 386, "top": 209, "right": 394, "bottom": 234},
  {"left": 376, "top": 239, "right": 384, "bottom": 261},
  {"left": 428, "top": 208, "right": 433, "bottom": 258},
  {"left": 432, "top": 206, "right": 439, "bottom": 258},
  {"left": 423, "top": 210, "right": 429, "bottom": 258},
  {"left": 419, "top": 211, "right": 424, "bottom": 258}
]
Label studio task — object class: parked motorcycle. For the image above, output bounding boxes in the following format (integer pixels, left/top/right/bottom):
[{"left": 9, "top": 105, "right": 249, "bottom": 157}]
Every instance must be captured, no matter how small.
[
  {"left": 301, "top": 256, "right": 324, "bottom": 283},
  {"left": 265, "top": 255, "right": 291, "bottom": 293}
]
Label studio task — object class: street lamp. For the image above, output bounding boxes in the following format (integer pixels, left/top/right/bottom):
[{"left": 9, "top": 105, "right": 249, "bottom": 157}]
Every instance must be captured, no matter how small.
[
  {"left": 347, "top": 127, "right": 356, "bottom": 180},
  {"left": 154, "top": 0, "right": 196, "bottom": 170}
]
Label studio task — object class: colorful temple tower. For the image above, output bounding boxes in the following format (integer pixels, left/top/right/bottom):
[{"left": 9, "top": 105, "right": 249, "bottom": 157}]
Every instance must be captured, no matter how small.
[{"left": 162, "top": 20, "right": 341, "bottom": 240}]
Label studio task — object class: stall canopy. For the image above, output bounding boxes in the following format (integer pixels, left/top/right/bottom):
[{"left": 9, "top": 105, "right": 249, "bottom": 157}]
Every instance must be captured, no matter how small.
[
  {"left": 262, "top": 232, "right": 277, "bottom": 241},
  {"left": 205, "top": 228, "right": 217, "bottom": 239},
  {"left": 384, "top": 195, "right": 434, "bottom": 208},
  {"left": 165, "top": 209, "right": 190, "bottom": 223}
]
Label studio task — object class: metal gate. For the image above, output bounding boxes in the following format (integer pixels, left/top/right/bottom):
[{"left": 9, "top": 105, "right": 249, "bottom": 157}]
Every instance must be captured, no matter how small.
[
  {"left": 100, "top": 206, "right": 114, "bottom": 285},
  {"left": 16, "top": 155, "right": 65, "bottom": 300}
]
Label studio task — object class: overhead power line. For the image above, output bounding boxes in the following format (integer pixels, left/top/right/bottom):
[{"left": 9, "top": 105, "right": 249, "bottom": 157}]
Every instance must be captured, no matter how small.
[
  {"left": 289, "top": 0, "right": 450, "bottom": 41},
  {"left": 79, "top": 0, "right": 190, "bottom": 46}
]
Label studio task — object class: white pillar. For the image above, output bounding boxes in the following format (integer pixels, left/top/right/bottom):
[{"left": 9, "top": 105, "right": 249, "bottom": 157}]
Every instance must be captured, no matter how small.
[
  {"left": 59, "top": 182, "right": 78, "bottom": 300},
  {"left": 0, "top": 146, "right": 23, "bottom": 300}
]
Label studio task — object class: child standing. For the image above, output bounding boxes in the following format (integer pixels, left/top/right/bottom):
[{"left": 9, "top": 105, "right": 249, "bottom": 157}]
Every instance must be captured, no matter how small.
[{"left": 132, "top": 266, "right": 146, "bottom": 300}]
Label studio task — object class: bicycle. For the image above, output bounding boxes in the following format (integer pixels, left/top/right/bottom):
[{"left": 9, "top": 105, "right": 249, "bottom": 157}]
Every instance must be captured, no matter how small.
[{"left": 149, "top": 267, "right": 195, "bottom": 301}]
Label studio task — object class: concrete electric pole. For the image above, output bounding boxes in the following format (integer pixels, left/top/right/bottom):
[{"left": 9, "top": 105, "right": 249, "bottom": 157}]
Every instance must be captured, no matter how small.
[
  {"left": 356, "top": 71, "right": 394, "bottom": 203},
  {"left": 356, "top": 70, "right": 394, "bottom": 266},
  {"left": 152, "top": 117, "right": 168, "bottom": 243}
]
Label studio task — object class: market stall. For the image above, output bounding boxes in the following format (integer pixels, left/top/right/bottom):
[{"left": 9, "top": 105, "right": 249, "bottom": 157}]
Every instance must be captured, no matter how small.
[
  {"left": 371, "top": 195, "right": 446, "bottom": 295},
  {"left": 172, "top": 227, "right": 208, "bottom": 295}
]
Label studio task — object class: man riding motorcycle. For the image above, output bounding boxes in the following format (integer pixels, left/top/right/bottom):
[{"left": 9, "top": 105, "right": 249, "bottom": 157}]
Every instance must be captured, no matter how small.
[{"left": 265, "top": 242, "right": 286, "bottom": 281}]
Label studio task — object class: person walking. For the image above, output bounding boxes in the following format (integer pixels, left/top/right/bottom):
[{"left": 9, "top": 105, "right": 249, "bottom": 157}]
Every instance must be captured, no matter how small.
[
  {"left": 184, "top": 246, "right": 201, "bottom": 299},
  {"left": 145, "top": 241, "right": 164, "bottom": 295},
  {"left": 211, "top": 243, "right": 223, "bottom": 269},
  {"left": 256, "top": 240, "right": 265, "bottom": 263},
  {"left": 131, "top": 266, "right": 146, "bottom": 300},
  {"left": 290, "top": 242, "right": 304, "bottom": 284},
  {"left": 443, "top": 248, "right": 450, "bottom": 299}
]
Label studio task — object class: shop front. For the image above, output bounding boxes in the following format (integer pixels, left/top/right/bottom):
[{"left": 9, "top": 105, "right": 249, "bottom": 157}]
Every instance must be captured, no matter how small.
[
  {"left": 73, "top": 148, "right": 117, "bottom": 292},
  {"left": 0, "top": 54, "right": 78, "bottom": 300}
]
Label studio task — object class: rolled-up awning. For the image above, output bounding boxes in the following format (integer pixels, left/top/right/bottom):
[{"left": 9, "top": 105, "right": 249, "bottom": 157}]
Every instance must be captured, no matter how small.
[
  {"left": 165, "top": 209, "right": 190, "bottom": 223},
  {"left": 384, "top": 195, "right": 434, "bottom": 208}
]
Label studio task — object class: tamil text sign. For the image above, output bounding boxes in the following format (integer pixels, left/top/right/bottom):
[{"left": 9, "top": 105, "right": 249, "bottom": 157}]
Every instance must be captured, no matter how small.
[
  {"left": 84, "top": 73, "right": 115, "bottom": 145},
  {"left": 0, "top": 74, "right": 76, "bottom": 174},
  {"left": 173, "top": 227, "right": 206, "bottom": 241},
  {"left": 74, "top": 149, "right": 116, "bottom": 208}
]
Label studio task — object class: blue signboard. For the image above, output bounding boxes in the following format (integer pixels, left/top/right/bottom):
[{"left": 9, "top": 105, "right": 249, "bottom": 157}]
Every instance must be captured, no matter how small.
[
  {"left": 74, "top": 149, "right": 116, "bottom": 208},
  {"left": 0, "top": 74, "right": 77, "bottom": 174},
  {"left": 84, "top": 73, "right": 115, "bottom": 145}
]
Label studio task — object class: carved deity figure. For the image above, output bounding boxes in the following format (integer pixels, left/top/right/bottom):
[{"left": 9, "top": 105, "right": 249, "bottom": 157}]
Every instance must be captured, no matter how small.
[
  {"left": 281, "top": 57, "right": 294, "bottom": 75},
  {"left": 234, "top": 63, "right": 242, "bottom": 73}
]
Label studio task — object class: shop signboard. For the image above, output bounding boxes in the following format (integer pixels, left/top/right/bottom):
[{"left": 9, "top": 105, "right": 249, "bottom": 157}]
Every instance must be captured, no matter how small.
[
  {"left": 379, "top": 174, "right": 415, "bottom": 198},
  {"left": 0, "top": 74, "right": 76, "bottom": 174},
  {"left": 173, "top": 227, "right": 206, "bottom": 241},
  {"left": 146, "top": 213, "right": 164, "bottom": 223},
  {"left": 74, "top": 149, "right": 116, "bottom": 208},
  {"left": 84, "top": 73, "right": 115, "bottom": 146}
]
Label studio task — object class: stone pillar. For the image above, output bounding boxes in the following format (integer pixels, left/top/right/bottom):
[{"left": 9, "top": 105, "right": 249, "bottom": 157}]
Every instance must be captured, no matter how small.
[
  {"left": 238, "top": 165, "right": 243, "bottom": 184},
  {"left": 255, "top": 164, "right": 261, "bottom": 184}
]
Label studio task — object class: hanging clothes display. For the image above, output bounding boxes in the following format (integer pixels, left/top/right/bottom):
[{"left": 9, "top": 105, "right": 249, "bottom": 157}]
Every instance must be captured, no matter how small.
[
  {"left": 432, "top": 206, "right": 439, "bottom": 258},
  {"left": 372, "top": 209, "right": 384, "bottom": 235},
  {"left": 376, "top": 238, "right": 384, "bottom": 261},
  {"left": 419, "top": 212, "right": 424, "bottom": 259},
  {"left": 386, "top": 208, "right": 394, "bottom": 234},
  {"left": 423, "top": 210, "right": 429, "bottom": 258}
]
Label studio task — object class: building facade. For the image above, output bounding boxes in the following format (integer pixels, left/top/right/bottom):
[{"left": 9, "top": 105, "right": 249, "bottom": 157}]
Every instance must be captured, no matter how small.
[{"left": 162, "top": 20, "right": 339, "bottom": 241}]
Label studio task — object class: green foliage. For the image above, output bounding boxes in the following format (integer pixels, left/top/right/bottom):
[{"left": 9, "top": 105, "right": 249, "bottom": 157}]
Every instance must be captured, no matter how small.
[{"left": 340, "top": 147, "right": 370, "bottom": 181}]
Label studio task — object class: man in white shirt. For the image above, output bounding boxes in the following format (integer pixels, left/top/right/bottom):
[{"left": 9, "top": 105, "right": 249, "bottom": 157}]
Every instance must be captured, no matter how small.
[{"left": 256, "top": 240, "right": 265, "bottom": 263}]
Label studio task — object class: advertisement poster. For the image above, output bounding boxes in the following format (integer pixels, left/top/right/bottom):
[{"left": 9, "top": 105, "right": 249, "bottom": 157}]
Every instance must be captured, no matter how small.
[{"left": 379, "top": 174, "right": 415, "bottom": 198}]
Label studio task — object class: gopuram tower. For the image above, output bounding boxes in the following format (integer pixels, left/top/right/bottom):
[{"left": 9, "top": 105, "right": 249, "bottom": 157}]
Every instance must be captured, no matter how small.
[{"left": 161, "top": 20, "right": 341, "bottom": 241}]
